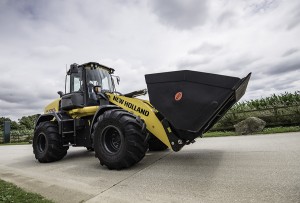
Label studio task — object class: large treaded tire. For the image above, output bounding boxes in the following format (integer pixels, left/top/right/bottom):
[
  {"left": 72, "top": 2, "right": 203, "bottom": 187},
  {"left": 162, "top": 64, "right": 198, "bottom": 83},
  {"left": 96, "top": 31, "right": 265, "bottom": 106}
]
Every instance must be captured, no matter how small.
[
  {"left": 33, "top": 121, "right": 68, "bottom": 163},
  {"left": 93, "top": 109, "right": 148, "bottom": 170},
  {"left": 148, "top": 134, "right": 168, "bottom": 151}
]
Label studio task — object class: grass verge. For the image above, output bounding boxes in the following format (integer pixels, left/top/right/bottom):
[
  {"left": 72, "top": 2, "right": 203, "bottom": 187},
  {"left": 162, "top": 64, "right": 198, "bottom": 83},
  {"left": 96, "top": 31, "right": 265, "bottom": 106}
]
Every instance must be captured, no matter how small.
[
  {"left": 204, "top": 126, "right": 300, "bottom": 138},
  {"left": 0, "top": 142, "right": 30, "bottom": 146},
  {"left": 0, "top": 179, "right": 53, "bottom": 203},
  {"left": 257, "top": 126, "right": 300, "bottom": 134}
]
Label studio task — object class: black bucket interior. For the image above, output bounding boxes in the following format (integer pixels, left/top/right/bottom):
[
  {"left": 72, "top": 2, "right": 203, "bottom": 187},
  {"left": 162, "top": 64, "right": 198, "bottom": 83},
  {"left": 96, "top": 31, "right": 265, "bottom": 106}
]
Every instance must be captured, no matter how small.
[{"left": 145, "top": 70, "right": 251, "bottom": 133}]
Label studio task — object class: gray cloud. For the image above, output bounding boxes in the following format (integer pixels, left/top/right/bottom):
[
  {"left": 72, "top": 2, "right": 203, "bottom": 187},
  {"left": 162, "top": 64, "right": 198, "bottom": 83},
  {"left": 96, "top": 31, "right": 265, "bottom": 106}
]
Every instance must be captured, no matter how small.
[
  {"left": 266, "top": 57, "right": 300, "bottom": 75},
  {"left": 242, "top": 55, "right": 300, "bottom": 96},
  {"left": 282, "top": 48, "right": 299, "bottom": 57},
  {"left": 149, "top": 0, "right": 208, "bottom": 29},
  {"left": 0, "top": 0, "right": 299, "bottom": 120},
  {"left": 188, "top": 43, "right": 222, "bottom": 55},
  {"left": 176, "top": 42, "right": 222, "bottom": 70},
  {"left": 244, "top": 70, "right": 299, "bottom": 107},
  {"left": 177, "top": 58, "right": 211, "bottom": 70},
  {"left": 287, "top": 4, "right": 300, "bottom": 30},
  {"left": 247, "top": 0, "right": 279, "bottom": 14},
  {"left": 227, "top": 56, "right": 262, "bottom": 71},
  {"left": 0, "top": 77, "right": 59, "bottom": 111},
  {"left": 217, "top": 11, "right": 236, "bottom": 25},
  {"left": 248, "top": 73, "right": 298, "bottom": 94},
  {"left": 8, "top": 0, "right": 47, "bottom": 19}
]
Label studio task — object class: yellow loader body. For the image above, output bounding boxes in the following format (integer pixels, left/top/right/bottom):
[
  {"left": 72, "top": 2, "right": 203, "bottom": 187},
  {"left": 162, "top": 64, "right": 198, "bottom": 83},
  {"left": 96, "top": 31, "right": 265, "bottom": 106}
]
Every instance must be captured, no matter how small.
[{"left": 44, "top": 94, "right": 172, "bottom": 149}]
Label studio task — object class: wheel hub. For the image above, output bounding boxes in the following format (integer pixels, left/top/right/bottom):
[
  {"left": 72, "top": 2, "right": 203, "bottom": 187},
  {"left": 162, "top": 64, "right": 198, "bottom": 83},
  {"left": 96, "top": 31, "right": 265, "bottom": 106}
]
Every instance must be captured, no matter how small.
[
  {"left": 37, "top": 133, "right": 46, "bottom": 152},
  {"left": 102, "top": 126, "right": 122, "bottom": 153}
]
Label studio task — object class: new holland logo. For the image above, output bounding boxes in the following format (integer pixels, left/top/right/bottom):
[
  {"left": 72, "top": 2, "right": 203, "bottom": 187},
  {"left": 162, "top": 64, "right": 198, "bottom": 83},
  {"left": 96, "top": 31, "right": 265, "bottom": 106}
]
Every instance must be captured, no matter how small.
[{"left": 113, "top": 96, "right": 150, "bottom": 116}]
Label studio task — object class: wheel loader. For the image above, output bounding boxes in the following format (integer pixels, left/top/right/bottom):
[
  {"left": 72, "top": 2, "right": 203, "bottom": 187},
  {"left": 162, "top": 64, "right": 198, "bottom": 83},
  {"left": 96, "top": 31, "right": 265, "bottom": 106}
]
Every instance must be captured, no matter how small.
[{"left": 33, "top": 62, "right": 251, "bottom": 170}]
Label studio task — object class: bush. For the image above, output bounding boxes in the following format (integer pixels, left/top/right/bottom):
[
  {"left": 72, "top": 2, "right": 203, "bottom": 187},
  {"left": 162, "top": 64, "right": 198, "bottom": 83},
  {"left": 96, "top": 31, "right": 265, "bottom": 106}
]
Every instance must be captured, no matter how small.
[{"left": 0, "top": 130, "right": 33, "bottom": 143}]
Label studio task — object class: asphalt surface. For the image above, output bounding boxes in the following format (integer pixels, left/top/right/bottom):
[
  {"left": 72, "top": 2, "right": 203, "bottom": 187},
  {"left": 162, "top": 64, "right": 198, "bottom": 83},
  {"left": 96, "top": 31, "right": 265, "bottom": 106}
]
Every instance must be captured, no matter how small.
[{"left": 0, "top": 132, "right": 300, "bottom": 203}]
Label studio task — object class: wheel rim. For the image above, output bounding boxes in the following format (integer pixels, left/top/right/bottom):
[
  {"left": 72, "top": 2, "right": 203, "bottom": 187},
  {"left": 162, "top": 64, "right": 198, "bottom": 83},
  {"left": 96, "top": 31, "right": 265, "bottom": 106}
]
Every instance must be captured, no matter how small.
[
  {"left": 102, "top": 125, "right": 122, "bottom": 154},
  {"left": 37, "top": 133, "right": 47, "bottom": 152}
]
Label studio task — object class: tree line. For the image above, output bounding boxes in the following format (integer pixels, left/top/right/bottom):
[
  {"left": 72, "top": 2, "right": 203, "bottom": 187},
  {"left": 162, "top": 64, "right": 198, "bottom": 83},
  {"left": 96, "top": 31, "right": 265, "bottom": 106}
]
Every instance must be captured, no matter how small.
[{"left": 0, "top": 114, "right": 40, "bottom": 131}]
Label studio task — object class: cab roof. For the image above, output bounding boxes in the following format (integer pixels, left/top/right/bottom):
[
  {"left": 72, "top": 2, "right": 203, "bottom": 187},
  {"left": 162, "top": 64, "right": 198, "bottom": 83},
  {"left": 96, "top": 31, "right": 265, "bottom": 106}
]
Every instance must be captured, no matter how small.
[{"left": 78, "top": 62, "right": 115, "bottom": 74}]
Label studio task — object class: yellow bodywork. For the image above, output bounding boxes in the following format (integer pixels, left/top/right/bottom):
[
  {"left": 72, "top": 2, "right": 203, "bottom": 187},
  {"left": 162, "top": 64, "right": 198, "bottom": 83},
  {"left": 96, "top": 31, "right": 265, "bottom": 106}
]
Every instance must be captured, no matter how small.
[
  {"left": 43, "top": 93, "right": 172, "bottom": 148},
  {"left": 44, "top": 99, "right": 60, "bottom": 113},
  {"left": 44, "top": 99, "right": 99, "bottom": 118},
  {"left": 68, "top": 106, "right": 99, "bottom": 118},
  {"left": 107, "top": 93, "right": 172, "bottom": 148}
]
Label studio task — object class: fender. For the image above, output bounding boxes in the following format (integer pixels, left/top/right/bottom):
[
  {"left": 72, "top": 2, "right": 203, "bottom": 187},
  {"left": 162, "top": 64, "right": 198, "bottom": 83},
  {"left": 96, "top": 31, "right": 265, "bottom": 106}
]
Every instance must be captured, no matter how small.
[
  {"left": 90, "top": 105, "right": 121, "bottom": 135},
  {"left": 35, "top": 112, "right": 73, "bottom": 135},
  {"left": 35, "top": 112, "right": 62, "bottom": 130}
]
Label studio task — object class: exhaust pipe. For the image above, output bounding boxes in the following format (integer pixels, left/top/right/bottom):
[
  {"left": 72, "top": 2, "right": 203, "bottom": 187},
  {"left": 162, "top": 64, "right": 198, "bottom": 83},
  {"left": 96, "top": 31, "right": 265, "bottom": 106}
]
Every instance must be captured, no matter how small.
[{"left": 145, "top": 70, "right": 251, "bottom": 139}]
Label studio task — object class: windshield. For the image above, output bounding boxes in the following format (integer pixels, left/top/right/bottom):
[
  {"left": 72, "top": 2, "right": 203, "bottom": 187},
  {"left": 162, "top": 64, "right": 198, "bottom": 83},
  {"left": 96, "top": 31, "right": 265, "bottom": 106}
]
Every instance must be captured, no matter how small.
[{"left": 86, "top": 67, "right": 114, "bottom": 92}]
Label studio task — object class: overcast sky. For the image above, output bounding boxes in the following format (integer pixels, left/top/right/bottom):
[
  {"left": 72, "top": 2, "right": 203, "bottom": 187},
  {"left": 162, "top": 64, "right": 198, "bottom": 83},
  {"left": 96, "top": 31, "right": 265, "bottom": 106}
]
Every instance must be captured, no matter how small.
[{"left": 0, "top": 0, "right": 299, "bottom": 120}]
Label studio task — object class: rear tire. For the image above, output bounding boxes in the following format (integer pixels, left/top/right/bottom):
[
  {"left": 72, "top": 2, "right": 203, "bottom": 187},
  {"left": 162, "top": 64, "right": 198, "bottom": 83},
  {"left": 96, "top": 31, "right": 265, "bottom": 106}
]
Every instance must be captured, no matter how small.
[
  {"left": 93, "top": 109, "right": 148, "bottom": 170},
  {"left": 148, "top": 134, "right": 168, "bottom": 151},
  {"left": 33, "top": 121, "right": 68, "bottom": 163}
]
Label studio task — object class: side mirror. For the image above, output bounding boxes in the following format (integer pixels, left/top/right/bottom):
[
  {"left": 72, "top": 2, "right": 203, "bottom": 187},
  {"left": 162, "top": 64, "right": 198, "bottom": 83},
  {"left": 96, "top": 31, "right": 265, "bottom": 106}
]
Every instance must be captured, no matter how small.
[
  {"left": 112, "top": 75, "right": 120, "bottom": 85},
  {"left": 93, "top": 85, "right": 102, "bottom": 94},
  {"left": 57, "top": 91, "right": 63, "bottom": 98}
]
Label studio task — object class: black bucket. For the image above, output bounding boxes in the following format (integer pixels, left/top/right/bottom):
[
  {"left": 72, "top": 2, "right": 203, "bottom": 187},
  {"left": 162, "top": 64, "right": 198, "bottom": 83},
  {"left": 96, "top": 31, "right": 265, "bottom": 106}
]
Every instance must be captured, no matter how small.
[{"left": 145, "top": 70, "right": 251, "bottom": 134}]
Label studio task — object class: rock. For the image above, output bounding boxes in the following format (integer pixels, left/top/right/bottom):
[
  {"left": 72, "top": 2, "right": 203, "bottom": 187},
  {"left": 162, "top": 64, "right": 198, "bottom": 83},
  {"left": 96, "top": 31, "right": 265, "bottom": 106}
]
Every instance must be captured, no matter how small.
[{"left": 234, "top": 117, "right": 266, "bottom": 135}]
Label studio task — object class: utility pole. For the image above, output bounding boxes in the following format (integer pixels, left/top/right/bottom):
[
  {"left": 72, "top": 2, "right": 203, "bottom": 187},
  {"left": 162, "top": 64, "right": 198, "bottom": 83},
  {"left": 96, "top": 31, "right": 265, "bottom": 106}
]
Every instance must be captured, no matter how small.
[{"left": 3, "top": 121, "right": 11, "bottom": 143}]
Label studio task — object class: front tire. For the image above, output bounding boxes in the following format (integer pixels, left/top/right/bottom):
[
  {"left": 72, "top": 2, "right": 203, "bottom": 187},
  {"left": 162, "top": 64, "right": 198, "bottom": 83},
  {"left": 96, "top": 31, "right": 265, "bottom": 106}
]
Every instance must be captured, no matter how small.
[
  {"left": 93, "top": 109, "right": 148, "bottom": 170},
  {"left": 33, "top": 121, "right": 68, "bottom": 163}
]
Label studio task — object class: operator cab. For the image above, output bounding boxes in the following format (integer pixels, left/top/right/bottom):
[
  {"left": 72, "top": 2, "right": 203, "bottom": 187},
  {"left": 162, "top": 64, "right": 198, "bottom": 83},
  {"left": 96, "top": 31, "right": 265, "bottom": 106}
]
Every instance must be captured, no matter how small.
[{"left": 60, "top": 62, "right": 115, "bottom": 110}]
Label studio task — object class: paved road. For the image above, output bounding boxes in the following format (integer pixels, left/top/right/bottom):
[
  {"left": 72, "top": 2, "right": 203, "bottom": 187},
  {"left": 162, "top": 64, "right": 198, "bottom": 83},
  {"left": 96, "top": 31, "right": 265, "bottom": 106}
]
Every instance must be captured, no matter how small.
[{"left": 0, "top": 133, "right": 300, "bottom": 203}]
